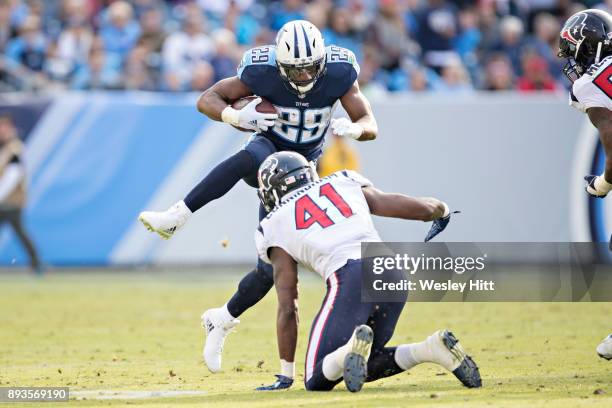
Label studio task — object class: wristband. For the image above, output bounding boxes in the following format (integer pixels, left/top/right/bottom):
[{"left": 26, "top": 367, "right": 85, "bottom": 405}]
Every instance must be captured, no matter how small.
[
  {"left": 595, "top": 174, "right": 612, "bottom": 194},
  {"left": 349, "top": 123, "right": 364, "bottom": 140},
  {"left": 221, "top": 106, "right": 240, "bottom": 126},
  {"left": 441, "top": 202, "right": 450, "bottom": 218}
]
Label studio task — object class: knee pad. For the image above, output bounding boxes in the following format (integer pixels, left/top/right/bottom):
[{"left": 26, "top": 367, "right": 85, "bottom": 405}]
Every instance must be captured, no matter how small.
[{"left": 304, "top": 377, "right": 337, "bottom": 391}]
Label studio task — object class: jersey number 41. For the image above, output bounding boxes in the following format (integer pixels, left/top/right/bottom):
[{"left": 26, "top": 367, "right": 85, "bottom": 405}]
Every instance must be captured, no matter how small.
[{"left": 295, "top": 183, "right": 354, "bottom": 230}]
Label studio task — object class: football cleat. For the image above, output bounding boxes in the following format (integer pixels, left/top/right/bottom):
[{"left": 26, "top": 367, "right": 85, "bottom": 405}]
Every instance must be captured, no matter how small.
[
  {"left": 596, "top": 334, "right": 612, "bottom": 360},
  {"left": 584, "top": 175, "right": 608, "bottom": 198},
  {"left": 138, "top": 200, "right": 192, "bottom": 240},
  {"left": 343, "top": 324, "right": 374, "bottom": 393},
  {"left": 255, "top": 375, "right": 294, "bottom": 391},
  {"left": 425, "top": 211, "right": 460, "bottom": 242},
  {"left": 433, "top": 330, "right": 482, "bottom": 388},
  {"left": 201, "top": 308, "right": 240, "bottom": 373}
]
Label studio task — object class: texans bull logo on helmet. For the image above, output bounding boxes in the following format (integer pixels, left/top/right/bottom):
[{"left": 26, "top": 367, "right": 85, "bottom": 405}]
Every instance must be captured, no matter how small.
[{"left": 561, "top": 12, "right": 588, "bottom": 48}]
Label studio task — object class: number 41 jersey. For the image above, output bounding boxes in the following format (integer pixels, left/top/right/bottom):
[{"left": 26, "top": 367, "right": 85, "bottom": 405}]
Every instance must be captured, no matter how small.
[
  {"left": 570, "top": 55, "right": 612, "bottom": 112},
  {"left": 237, "top": 45, "right": 359, "bottom": 154},
  {"left": 255, "top": 170, "right": 382, "bottom": 280}
]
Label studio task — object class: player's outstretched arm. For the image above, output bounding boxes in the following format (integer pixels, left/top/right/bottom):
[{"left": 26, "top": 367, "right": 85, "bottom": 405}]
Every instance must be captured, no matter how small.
[
  {"left": 196, "top": 77, "right": 253, "bottom": 121},
  {"left": 362, "top": 186, "right": 447, "bottom": 221},
  {"left": 333, "top": 81, "right": 378, "bottom": 141},
  {"left": 586, "top": 107, "right": 612, "bottom": 196},
  {"left": 270, "top": 247, "right": 298, "bottom": 381}
]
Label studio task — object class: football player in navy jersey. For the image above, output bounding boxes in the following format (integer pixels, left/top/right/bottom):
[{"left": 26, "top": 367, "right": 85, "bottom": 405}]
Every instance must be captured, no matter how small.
[{"left": 138, "top": 20, "right": 378, "bottom": 376}]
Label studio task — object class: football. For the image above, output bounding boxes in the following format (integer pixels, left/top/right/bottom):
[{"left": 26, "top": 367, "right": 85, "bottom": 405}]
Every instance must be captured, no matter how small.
[{"left": 231, "top": 96, "right": 277, "bottom": 132}]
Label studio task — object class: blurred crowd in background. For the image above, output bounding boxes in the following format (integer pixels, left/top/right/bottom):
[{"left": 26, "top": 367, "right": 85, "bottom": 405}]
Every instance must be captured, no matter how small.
[{"left": 0, "top": 0, "right": 605, "bottom": 95}]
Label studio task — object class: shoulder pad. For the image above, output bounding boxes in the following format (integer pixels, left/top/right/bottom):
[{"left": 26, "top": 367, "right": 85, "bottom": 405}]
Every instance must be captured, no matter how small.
[
  {"left": 237, "top": 45, "right": 277, "bottom": 78},
  {"left": 325, "top": 45, "right": 360, "bottom": 74},
  {"left": 340, "top": 170, "right": 373, "bottom": 188}
]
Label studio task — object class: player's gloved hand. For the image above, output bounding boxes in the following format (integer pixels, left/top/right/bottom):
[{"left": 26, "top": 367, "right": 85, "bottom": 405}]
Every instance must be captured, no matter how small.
[
  {"left": 331, "top": 117, "right": 363, "bottom": 140},
  {"left": 222, "top": 97, "right": 278, "bottom": 132},
  {"left": 424, "top": 210, "right": 460, "bottom": 242},
  {"left": 255, "top": 375, "right": 294, "bottom": 391},
  {"left": 584, "top": 174, "right": 612, "bottom": 198}
]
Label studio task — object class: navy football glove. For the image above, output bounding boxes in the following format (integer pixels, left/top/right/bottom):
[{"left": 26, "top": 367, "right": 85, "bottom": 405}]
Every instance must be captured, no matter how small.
[
  {"left": 424, "top": 211, "right": 460, "bottom": 242},
  {"left": 584, "top": 175, "right": 609, "bottom": 198},
  {"left": 255, "top": 375, "right": 294, "bottom": 391}
]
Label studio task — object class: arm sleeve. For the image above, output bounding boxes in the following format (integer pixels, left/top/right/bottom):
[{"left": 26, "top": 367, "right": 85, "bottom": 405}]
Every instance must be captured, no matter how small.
[
  {"left": 237, "top": 47, "right": 276, "bottom": 95},
  {"left": 0, "top": 163, "right": 23, "bottom": 202},
  {"left": 325, "top": 46, "right": 360, "bottom": 98}
]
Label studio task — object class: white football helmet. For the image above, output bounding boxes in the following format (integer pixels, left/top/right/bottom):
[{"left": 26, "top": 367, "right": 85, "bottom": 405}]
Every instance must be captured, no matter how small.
[{"left": 275, "top": 20, "right": 326, "bottom": 95}]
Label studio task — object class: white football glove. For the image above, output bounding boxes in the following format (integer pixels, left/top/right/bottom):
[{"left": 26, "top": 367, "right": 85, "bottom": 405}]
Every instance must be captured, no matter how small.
[
  {"left": 330, "top": 117, "right": 363, "bottom": 140},
  {"left": 222, "top": 97, "right": 278, "bottom": 132}
]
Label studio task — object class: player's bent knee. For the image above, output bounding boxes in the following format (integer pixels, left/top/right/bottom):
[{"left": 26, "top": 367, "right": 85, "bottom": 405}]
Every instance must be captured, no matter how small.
[{"left": 304, "top": 376, "right": 337, "bottom": 391}]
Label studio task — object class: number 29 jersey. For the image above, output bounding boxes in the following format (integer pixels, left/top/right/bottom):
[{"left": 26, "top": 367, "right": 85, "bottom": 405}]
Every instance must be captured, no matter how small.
[
  {"left": 255, "top": 170, "right": 382, "bottom": 280},
  {"left": 237, "top": 45, "right": 359, "bottom": 154},
  {"left": 570, "top": 55, "right": 612, "bottom": 112}
]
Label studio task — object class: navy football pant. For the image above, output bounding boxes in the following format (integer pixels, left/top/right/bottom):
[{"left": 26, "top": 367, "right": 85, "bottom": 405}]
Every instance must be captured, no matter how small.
[
  {"left": 184, "top": 135, "right": 321, "bottom": 318},
  {"left": 305, "top": 260, "right": 406, "bottom": 391}
]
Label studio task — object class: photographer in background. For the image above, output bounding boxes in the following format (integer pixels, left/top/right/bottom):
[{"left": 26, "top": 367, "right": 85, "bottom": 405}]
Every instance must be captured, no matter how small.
[{"left": 0, "top": 114, "right": 41, "bottom": 274}]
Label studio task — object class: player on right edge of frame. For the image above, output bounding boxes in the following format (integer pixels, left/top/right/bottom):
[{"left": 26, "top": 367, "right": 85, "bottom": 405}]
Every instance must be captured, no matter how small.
[{"left": 557, "top": 9, "right": 612, "bottom": 361}]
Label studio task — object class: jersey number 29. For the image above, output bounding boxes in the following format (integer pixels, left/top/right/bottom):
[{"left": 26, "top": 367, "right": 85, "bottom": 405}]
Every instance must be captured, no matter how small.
[{"left": 295, "top": 183, "right": 354, "bottom": 230}]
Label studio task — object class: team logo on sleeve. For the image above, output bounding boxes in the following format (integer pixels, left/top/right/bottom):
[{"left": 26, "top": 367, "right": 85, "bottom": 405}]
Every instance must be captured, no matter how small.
[{"left": 561, "top": 12, "right": 587, "bottom": 45}]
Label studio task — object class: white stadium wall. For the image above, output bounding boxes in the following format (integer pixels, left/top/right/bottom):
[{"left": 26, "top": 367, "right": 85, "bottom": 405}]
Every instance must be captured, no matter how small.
[{"left": 0, "top": 92, "right": 598, "bottom": 266}]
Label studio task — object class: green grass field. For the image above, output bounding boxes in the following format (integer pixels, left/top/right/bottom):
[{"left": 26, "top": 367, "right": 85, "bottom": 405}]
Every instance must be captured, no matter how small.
[{"left": 0, "top": 269, "right": 610, "bottom": 407}]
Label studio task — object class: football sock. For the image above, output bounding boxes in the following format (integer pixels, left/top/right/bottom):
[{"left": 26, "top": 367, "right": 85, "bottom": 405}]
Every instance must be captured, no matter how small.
[
  {"left": 184, "top": 149, "right": 254, "bottom": 213},
  {"left": 220, "top": 303, "right": 236, "bottom": 322},
  {"left": 394, "top": 344, "right": 421, "bottom": 371},
  {"left": 394, "top": 333, "right": 457, "bottom": 371},
  {"left": 280, "top": 359, "right": 295, "bottom": 379},
  {"left": 321, "top": 329, "right": 358, "bottom": 381},
  {"left": 226, "top": 264, "right": 274, "bottom": 318},
  {"left": 322, "top": 343, "right": 350, "bottom": 381}
]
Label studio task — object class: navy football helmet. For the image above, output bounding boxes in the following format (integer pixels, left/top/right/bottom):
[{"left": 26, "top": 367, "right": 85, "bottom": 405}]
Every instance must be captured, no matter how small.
[
  {"left": 558, "top": 9, "right": 612, "bottom": 82},
  {"left": 257, "top": 152, "right": 318, "bottom": 212}
]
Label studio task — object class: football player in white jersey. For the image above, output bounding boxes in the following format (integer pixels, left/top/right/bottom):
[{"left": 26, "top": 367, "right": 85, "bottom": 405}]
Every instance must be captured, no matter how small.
[
  {"left": 253, "top": 151, "right": 480, "bottom": 391},
  {"left": 559, "top": 10, "right": 612, "bottom": 197},
  {"left": 558, "top": 9, "right": 612, "bottom": 362}
]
